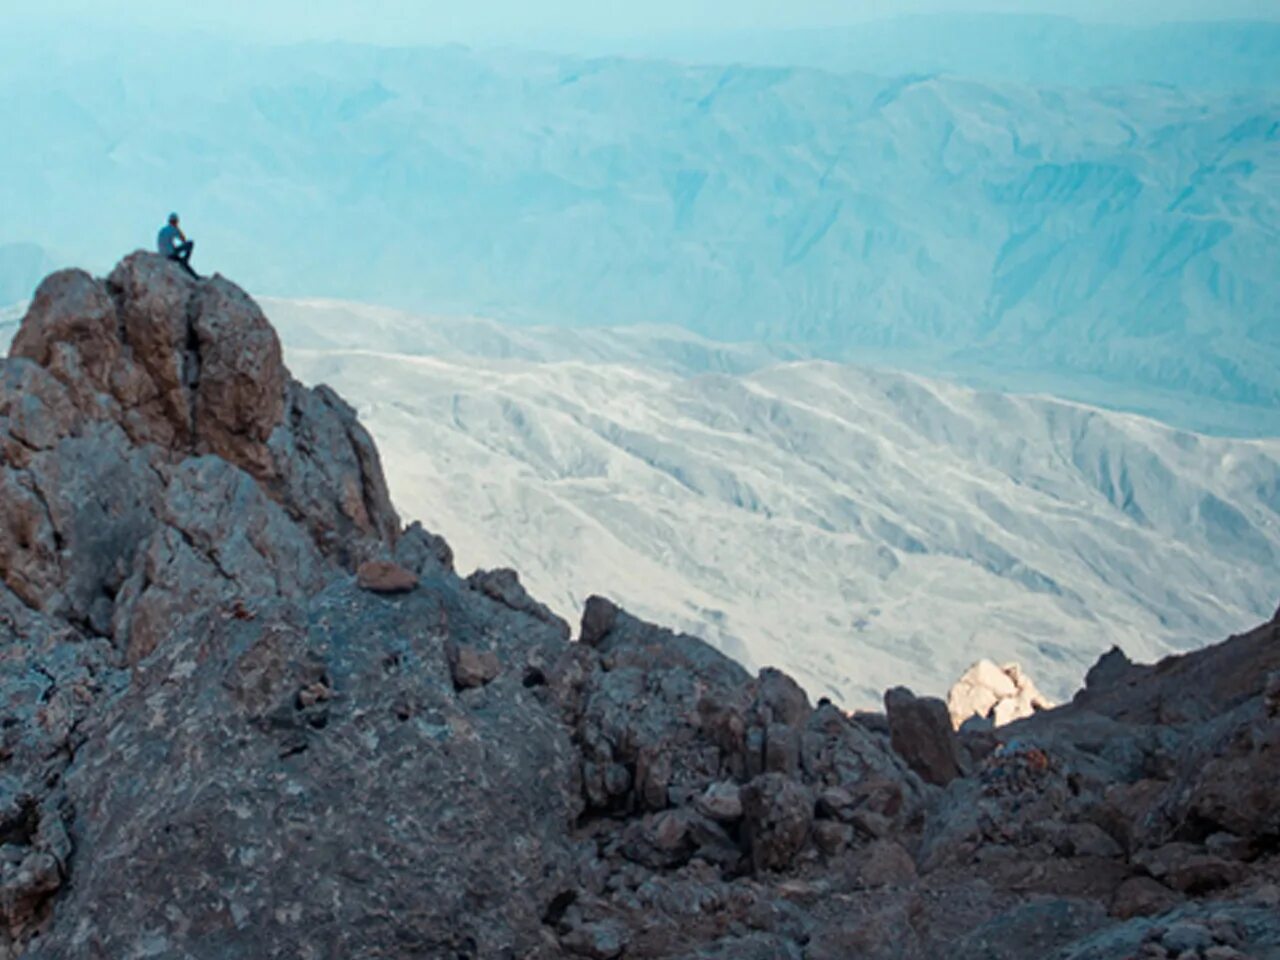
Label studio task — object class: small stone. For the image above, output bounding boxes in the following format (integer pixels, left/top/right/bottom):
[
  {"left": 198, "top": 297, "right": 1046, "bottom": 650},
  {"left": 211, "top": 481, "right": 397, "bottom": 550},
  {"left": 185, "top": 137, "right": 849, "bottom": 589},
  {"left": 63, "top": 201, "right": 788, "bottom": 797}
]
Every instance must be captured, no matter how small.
[
  {"left": 763, "top": 722, "right": 801, "bottom": 775},
  {"left": 1204, "top": 831, "right": 1251, "bottom": 862},
  {"left": 696, "top": 782, "right": 743, "bottom": 822},
  {"left": 850, "top": 809, "right": 892, "bottom": 839},
  {"left": 684, "top": 813, "right": 742, "bottom": 870},
  {"left": 1164, "top": 855, "right": 1247, "bottom": 894},
  {"left": 741, "top": 773, "right": 814, "bottom": 872},
  {"left": 356, "top": 560, "right": 418, "bottom": 595},
  {"left": 1110, "top": 876, "right": 1181, "bottom": 920},
  {"left": 1160, "top": 921, "right": 1214, "bottom": 955},
  {"left": 851, "top": 777, "right": 905, "bottom": 818},
  {"left": 855, "top": 839, "right": 917, "bottom": 888},
  {"left": 297, "top": 681, "right": 331, "bottom": 708},
  {"left": 579, "top": 596, "right": 619, "bottom": 647},
  {"left": 561, "top": 920, "right": 626, "bottom": 959},
  {"left": 1063, "top": 822, "right": 1123, "bottom": 859},
  {"left": 649, "top": 811, "right": 688, "bottom": 852},
  {"left": 812, "top": 819, "right": 853, "bottom": 856},
  {"left": 815, "top": 786, "right": 855, "bottom": 820},
  {"left": 1249, "top": 883, "right": 1280, "bottom": 907},
  {"left": 1207, "top": 913, "right": 1244, "bottom": 947},
  {"left": 450, "top": 646, "right": 502, "bottom": 690}
]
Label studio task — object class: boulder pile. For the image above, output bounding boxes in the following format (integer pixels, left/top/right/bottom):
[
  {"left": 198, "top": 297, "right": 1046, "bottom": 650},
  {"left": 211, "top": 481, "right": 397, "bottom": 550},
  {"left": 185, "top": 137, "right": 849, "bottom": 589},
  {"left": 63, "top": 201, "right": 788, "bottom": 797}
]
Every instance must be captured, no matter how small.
[
  {"left": 947, "top": 658, "right": 1054, "bottom": 729},
  {"left": 0, "top": 255, "right": 1277, "bottom": 958}
]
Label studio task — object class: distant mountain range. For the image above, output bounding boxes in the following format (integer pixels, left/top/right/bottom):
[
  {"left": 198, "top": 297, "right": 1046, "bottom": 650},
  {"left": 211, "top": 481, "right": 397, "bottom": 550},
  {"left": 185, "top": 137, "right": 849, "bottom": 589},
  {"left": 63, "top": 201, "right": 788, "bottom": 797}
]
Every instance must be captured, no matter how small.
[
  {"left": 265, "top": 298, "right": 1280, "bottom": 708},
  {"left": 609, "top": 16, "right": 1280, "bottom": 90},
  {"left": 0, "top": 29, "right": 1276, "bottom": 434}
]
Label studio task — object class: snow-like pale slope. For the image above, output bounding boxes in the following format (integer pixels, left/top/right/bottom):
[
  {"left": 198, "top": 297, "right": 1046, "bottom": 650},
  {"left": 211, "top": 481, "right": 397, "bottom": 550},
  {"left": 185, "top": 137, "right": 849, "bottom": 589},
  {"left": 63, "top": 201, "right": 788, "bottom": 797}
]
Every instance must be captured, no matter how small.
[
  {"left": 1, "top": 30, "right": 1277, "bottom": 431},
  {"left": 267, "top": 300, "right": 1280, "bottom": 708}
]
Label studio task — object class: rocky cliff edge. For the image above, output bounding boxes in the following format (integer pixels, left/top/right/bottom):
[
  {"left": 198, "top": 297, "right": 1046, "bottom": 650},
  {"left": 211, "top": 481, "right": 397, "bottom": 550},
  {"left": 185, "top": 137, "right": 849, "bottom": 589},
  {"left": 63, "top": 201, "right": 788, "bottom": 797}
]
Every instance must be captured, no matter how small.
[{"left": 0, "top": 254, "right": 1277, "bottom": 959}]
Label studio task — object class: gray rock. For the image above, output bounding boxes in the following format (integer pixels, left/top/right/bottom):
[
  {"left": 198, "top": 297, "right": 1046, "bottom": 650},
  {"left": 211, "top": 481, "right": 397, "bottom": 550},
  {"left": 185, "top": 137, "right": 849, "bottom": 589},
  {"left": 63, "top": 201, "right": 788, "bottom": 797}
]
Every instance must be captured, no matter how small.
[
  {"left": 696, "top": 782, "right": 744, "bottom": 822},
  {"left": 1160, "top": 920, "right": 1215, "bottom": 954},
  {"left": 885, "top": 686, "right": 964, "bottom": 786},
  {"left": 449, "top": 643, "right": 502, "bottom": 689},
  {"left": 741, "top": 773, "right": 813, "bottom": 872},
  {"left": 1110, "top": 877, "right": 1182, "bottom": 919},
  {"left": 561, "top": 919, "right": 626, "bottom": 959},
  {"left": 356, "top": 558, "right": 418, "bottom": 594},
  {"left": 468, "top": 567, "right": 570, "bottom": 639},
  {"left": 851, "top": 839, "right": 917, "bottom": 888},
  {"left": 394, "top": 520, "right": 455, "bottom": 576}
]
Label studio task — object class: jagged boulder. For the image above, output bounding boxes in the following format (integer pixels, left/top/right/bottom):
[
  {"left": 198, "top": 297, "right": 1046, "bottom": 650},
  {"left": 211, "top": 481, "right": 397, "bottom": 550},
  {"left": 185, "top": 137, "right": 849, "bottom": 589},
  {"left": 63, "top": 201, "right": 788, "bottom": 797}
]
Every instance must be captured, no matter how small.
[
  {"left": 884, "top": 686, "right": 964, "bottom": 786},
  {"left": 948, "top": 659, "right": 1053, "bottom": 729},
  {"left": 468, "top": 567, "right": 570, "bottom": 638},
  {"left": 741, "top": 773, "right": 814, "bottom": 872}
]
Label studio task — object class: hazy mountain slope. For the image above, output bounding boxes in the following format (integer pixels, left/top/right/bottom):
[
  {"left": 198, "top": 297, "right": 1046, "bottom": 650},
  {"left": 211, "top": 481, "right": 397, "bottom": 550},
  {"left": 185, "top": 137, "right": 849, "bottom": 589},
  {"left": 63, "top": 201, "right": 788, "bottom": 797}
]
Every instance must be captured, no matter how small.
[
  {"left": 267, "top": 300, "right": 1280, "bottom": 708},
  {"left": 1, "top": 33, "right": 1276, "bottom": 429},
  {"left": 615, "top": 16, "right": 1280, "bottom": 90},
  {"left": 0, "top": 243, "right": 55, "bottom": 310}
]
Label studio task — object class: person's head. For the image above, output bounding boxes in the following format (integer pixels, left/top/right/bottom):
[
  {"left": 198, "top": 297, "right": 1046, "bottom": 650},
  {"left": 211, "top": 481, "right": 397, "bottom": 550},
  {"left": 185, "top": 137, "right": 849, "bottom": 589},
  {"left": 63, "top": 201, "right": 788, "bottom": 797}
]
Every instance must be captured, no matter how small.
[{"left": 168, "top": 213, "right": 179, "bottom": 226}]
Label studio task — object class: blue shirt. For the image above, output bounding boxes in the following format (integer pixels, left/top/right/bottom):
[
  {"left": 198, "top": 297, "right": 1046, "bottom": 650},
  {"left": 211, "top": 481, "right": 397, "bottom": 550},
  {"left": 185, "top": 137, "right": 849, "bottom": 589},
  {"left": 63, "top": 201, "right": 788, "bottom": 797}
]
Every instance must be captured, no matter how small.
[{"left": 157, "top": 224, "right": 181, "bottom": 255}]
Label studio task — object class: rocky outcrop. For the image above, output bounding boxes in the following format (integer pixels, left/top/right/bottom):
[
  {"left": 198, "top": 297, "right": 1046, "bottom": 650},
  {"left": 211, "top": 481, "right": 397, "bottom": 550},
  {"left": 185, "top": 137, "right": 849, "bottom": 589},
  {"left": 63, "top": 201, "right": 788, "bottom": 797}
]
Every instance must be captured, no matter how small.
[
  {"left": 1, "top": 255, "right": 1278, "bottom": 958},
  {"left": 1, "top": 255, "right": 397, "bottom": 653}
]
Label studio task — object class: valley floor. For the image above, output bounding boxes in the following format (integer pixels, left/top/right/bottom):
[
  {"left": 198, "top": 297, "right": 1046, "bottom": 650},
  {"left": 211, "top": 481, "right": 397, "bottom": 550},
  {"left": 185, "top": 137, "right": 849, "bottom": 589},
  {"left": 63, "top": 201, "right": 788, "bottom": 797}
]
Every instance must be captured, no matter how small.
[{"left": 264, "top": 298, "right": 1280, "bottom": 708}]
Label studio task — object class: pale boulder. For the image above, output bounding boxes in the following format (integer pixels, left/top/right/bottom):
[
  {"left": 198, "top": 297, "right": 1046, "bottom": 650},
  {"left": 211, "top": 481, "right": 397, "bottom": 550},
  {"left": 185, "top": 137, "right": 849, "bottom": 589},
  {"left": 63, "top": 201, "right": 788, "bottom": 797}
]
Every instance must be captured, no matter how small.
[{"left": 948, "top": 659, "right": 1053, "bottom": 729}]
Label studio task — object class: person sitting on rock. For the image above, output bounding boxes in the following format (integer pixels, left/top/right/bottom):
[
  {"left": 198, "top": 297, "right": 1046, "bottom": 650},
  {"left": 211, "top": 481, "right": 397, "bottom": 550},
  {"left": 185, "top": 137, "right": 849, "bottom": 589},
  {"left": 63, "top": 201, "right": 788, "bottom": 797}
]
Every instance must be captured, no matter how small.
[{"left": 157, "top": 212, "right": 200, "bottom": 279}]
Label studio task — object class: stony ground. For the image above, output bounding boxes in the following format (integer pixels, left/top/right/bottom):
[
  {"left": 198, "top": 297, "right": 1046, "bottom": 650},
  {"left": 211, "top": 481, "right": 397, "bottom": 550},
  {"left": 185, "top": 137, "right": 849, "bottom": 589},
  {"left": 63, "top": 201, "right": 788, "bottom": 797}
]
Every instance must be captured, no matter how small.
[{"left": 0, "top": 253, "right": 1277, "bottom": 958}]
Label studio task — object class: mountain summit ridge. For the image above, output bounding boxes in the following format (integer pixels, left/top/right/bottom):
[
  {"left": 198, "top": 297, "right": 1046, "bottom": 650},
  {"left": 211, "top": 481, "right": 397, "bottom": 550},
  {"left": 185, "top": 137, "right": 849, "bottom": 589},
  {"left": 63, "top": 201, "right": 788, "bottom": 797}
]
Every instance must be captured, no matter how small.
[{"left": 0, "top": 254, "right": 1277, "bottom": 958}]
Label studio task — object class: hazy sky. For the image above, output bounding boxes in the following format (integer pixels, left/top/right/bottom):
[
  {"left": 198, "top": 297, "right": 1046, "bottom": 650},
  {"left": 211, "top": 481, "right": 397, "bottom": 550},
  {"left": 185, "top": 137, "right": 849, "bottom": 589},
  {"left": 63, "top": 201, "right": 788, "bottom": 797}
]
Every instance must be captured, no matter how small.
[{"left": 13, "top": 0, "right": 1280, "bottom": 48}]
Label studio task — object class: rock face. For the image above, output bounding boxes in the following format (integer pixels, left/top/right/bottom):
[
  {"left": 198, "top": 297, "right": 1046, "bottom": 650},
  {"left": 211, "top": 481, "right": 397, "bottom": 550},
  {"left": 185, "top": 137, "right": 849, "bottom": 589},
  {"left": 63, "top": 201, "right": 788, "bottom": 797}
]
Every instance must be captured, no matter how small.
[
  {"left": 948, "top": 659, "right": 1054, "bottom": 729},
  {"left": 884, "top": 686, "right": 964, "bottom": 786},
  {"left": 1, "top": 254, "right": 1279, "bottom": 958}
]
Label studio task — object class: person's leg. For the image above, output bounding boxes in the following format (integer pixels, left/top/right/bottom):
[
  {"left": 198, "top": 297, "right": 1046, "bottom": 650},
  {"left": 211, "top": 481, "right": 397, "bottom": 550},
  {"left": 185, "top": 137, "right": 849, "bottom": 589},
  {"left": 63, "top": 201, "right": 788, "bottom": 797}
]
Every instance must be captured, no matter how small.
[
  {"left": 170, "top": 241, "right": 199, "bottom": 279},
  {"left": 168, "top": 253, "right": 198, "bottom": 279}
]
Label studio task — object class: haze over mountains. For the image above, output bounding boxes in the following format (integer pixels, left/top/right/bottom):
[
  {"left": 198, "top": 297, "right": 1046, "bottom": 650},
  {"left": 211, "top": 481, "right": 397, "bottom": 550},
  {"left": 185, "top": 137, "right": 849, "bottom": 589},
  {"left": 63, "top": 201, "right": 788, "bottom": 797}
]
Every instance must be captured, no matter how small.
[
  {"left": 602, "top": 15, "right": 1280, "bottom": 90},
  {"left": 1, "top": 18, "right": 1277, "bottom": 433},
  {"left": 266, "top": 299, "right": 1280, "bottom": 707}
]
